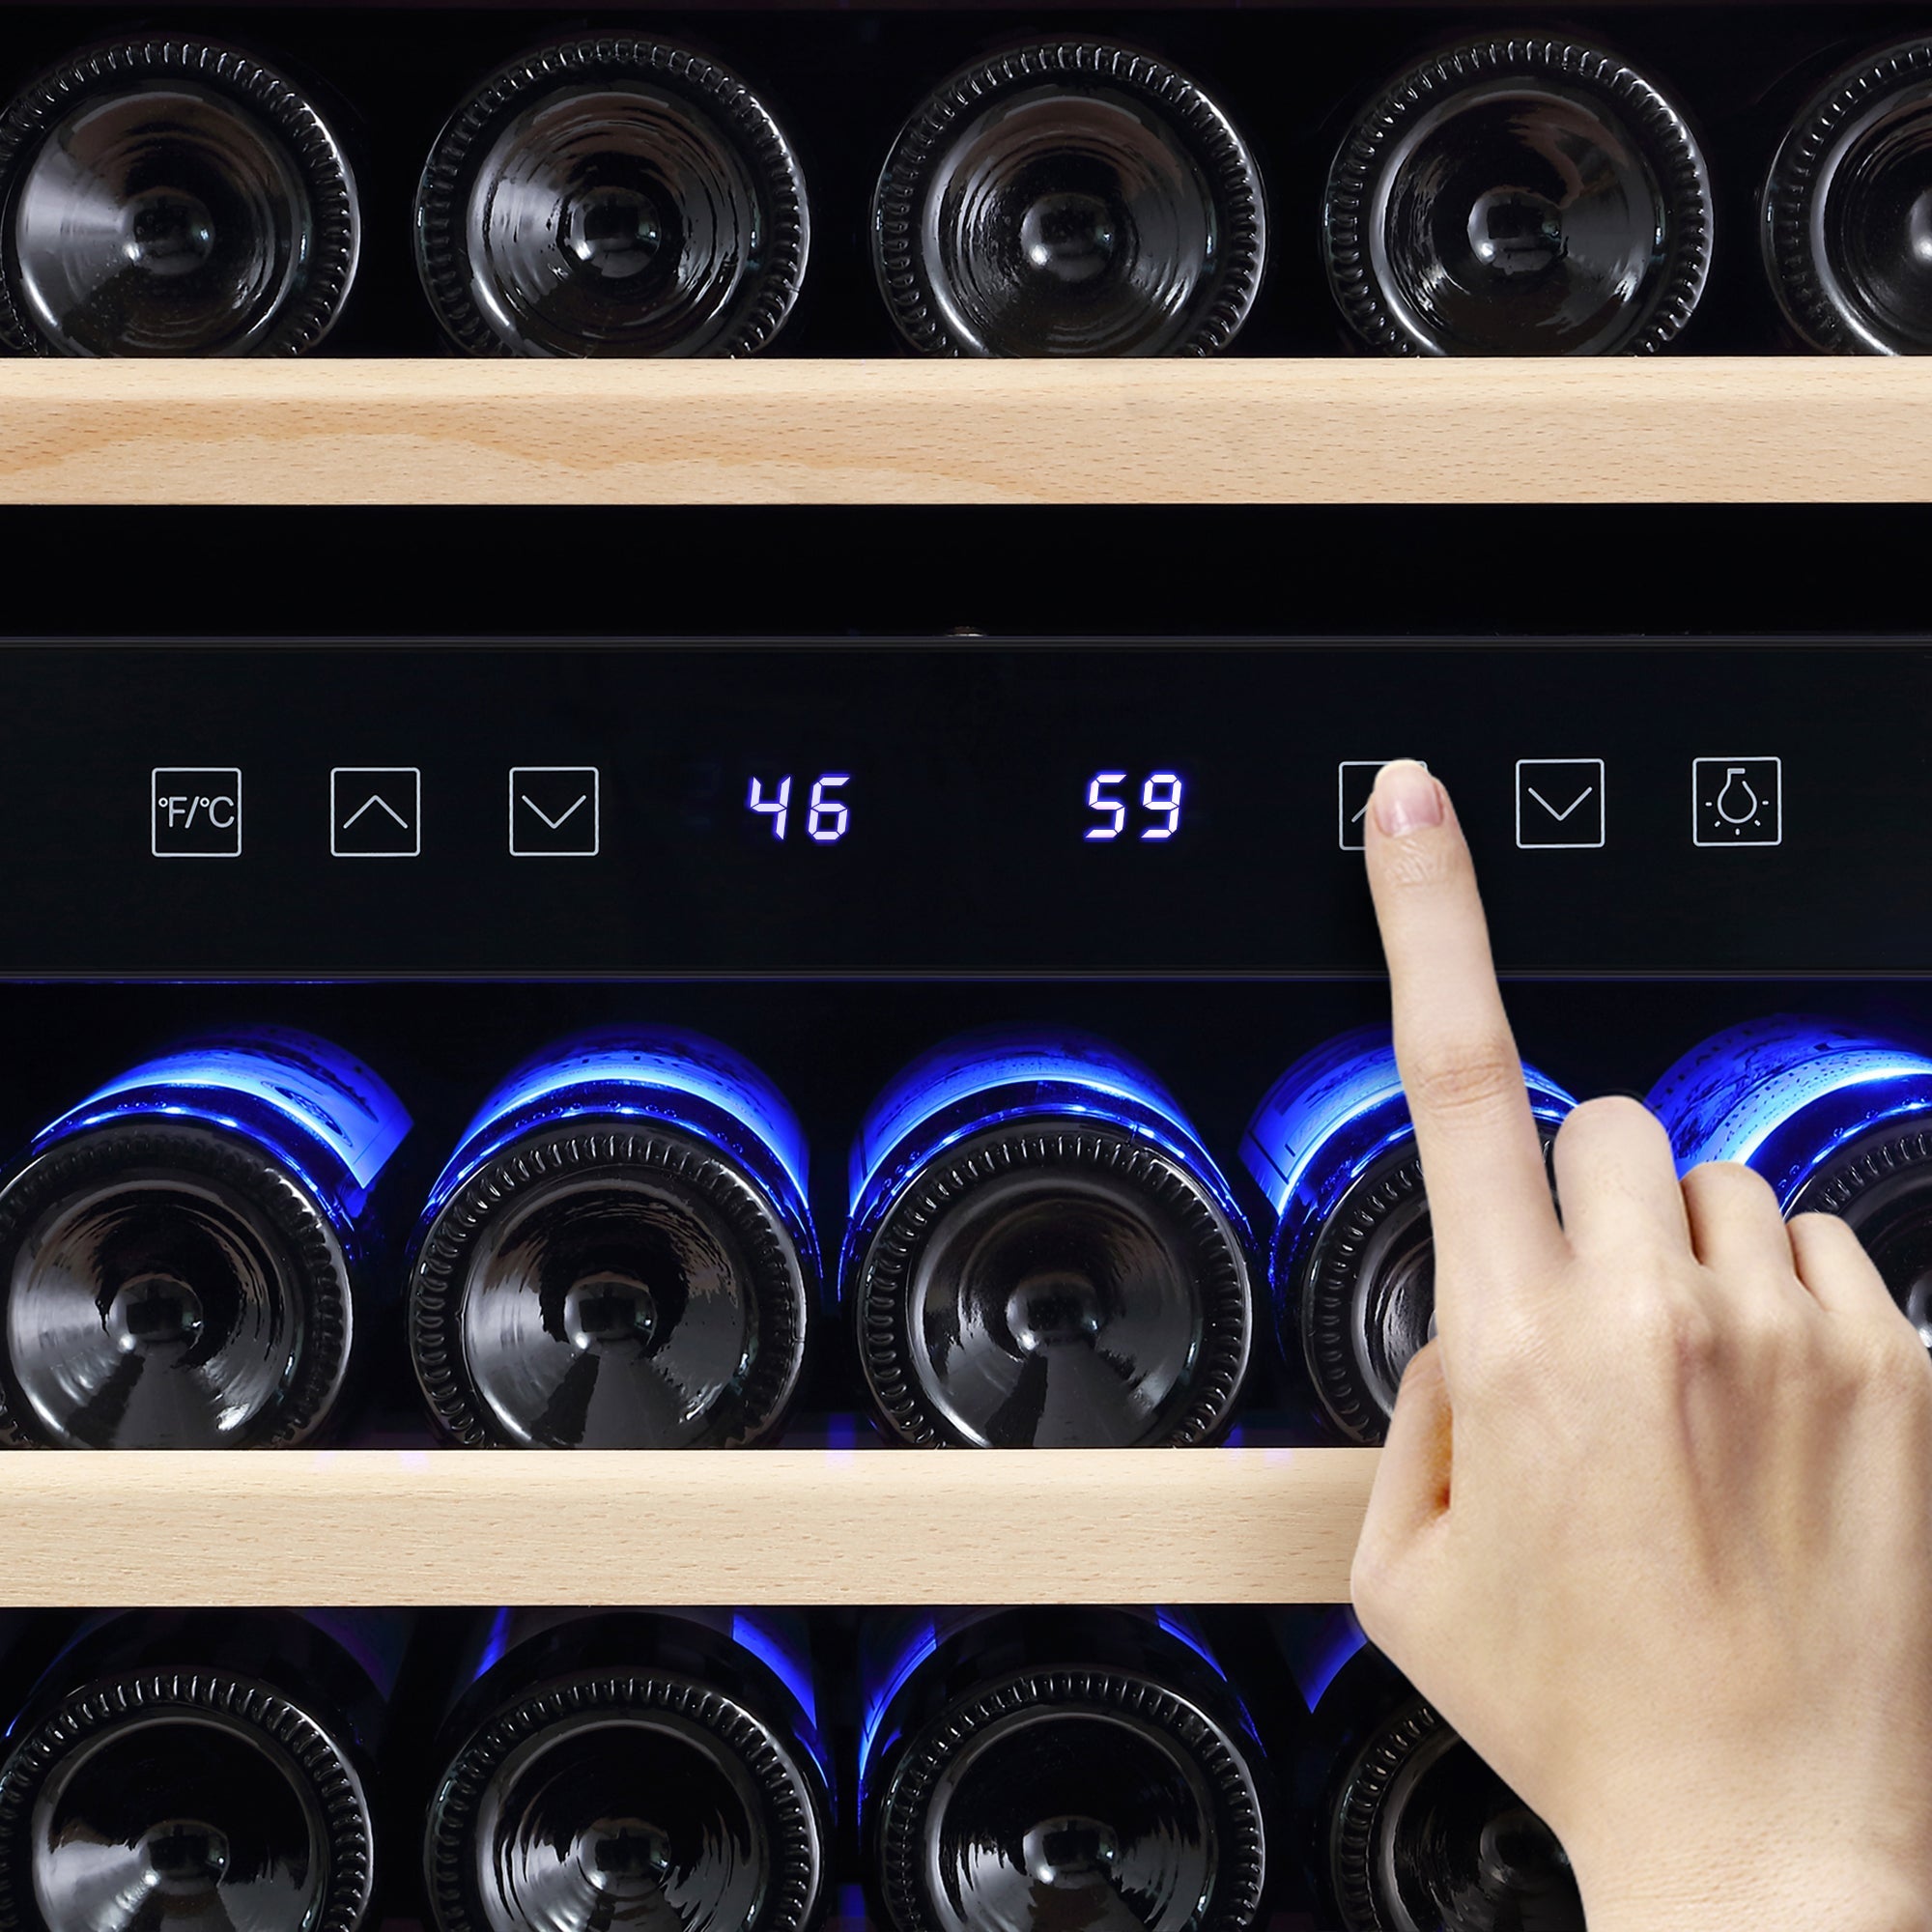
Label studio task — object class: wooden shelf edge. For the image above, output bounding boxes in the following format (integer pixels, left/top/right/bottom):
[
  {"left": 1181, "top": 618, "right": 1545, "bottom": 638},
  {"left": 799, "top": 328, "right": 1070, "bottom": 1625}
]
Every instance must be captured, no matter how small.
[
  {"left": 0, "top": 1446, "right": 1377, "bottom": 1606},
  {"left": 0, "top": 358, "right": 1926, "bottom": 506}
]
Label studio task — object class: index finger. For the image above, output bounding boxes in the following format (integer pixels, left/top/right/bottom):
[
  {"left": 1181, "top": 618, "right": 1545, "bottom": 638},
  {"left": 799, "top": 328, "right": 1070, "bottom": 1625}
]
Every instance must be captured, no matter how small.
[{"left": 1364, "top": 761, "right": 1566, "bottom": 1290}]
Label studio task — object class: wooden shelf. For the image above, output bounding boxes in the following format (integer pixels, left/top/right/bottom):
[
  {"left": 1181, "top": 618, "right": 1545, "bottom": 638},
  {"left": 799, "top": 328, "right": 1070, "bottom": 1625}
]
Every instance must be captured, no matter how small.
[
  {"left": 1, "top": 358, "right": 1929, "bottom": 507},
  {"left": 0, "top": 1447, "right": 1376, "bottom": 1606}
]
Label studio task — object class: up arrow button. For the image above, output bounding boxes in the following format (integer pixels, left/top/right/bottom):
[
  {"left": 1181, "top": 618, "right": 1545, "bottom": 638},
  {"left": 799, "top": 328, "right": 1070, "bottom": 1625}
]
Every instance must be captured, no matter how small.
[
  {"left": 331, "top": 767, "right": 422, "bottom": 858},
  {"left": 1515, "top": 758, "right": 1605, "bottom": 850}
]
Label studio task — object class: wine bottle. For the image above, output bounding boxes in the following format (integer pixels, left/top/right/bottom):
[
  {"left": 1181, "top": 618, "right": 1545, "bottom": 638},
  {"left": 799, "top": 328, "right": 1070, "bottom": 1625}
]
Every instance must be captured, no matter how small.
[
  {"left": 872, "top": 40, "right": 1265, "bottom": 356},
  {"left": 408, "top": 1028, "right": 816, "bottom": 1447},
  {"left": 416, "top": 37, "right": 809, "bottom": 356},
  {"left": 1763, "top": 37, "right": 1932, "bottom": 355},
  {"left": 421, "top": 1607, "right": 832, "bottom": 1932},
  {"left": 1325, "top": 37, "right": 1712, "bottom": 355},
  {"left": 0, "top": 37, "right": 358, "bottom": 355},
  {"left": 1646, "top": 1016, "right": 1932, "bottom": 1337},
  {"left": 860, "top": 1607, "right": 1268, "bottom": 1932},
  {"left": 842, "top": 1027, "right": 1253, "bottom": 1447},
  {"left": 0, "top": 1609, "right": 403, "bottom": 1932},
  {"left": 1242, "top": 1027, "right": 1574, "bottom": 1445},
  {"left": 0, "top": 1027, "right": 409, "bottom": 1448},
  {"left": 1278, "top": 1610, "right": 1582, "bottom": 1932}
]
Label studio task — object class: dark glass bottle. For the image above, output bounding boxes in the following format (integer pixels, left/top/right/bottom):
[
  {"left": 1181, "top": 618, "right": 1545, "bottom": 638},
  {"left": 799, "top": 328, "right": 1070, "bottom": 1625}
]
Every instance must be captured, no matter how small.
[
  {"left": 1242, "top": 1029, "right": 1573, "bottom": 1445},
  {"left": 0, "top": 37, "right": 358, "bottom": 355},
  {"left": 416, "top": 37, "right": 809, "bottom": 356},
  {"left": 409, "top": 1029, "right": 816, "bottom": 1447},
  {"left": 0, "top": 1028, "right": 409, "bottom": 1448},
  {"left": 872, "top": 41, "right": 1265, "bottom": 356},
  {"left": 860, "top": 1607, "right": 1268, "bottom": 1932},
  {"left": 1763, "top": 38, "right": 1932, "bottom": 355},
  {"left": 1278, "top": 1610, "right": 1582, "bottom": 1932},
  {"left": 1325, "top": 37, "right": 1712, "bottom": 355},
  {"left": 842, "top": 1028, "right": 1253, "bottom": 1447},
  {"left": 421, "top": 1608, "right": 832, "bottom": 1932},
  {"left": 0, "top": 1609, "right": 404, "bottom": 1932},
  {"left": 1646, "top": 1016, "right": 1932, "bottom": 1337}
]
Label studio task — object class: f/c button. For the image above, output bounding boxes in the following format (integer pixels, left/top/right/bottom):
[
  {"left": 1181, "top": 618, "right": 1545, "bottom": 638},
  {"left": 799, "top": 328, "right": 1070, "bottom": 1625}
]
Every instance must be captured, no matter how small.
[{"left": 152, "top": 768, "right": 242, "bottom": 858}]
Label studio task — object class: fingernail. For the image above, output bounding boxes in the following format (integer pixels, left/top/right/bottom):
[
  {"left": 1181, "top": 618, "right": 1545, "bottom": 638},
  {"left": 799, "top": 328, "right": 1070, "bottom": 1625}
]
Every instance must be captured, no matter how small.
[{"left": 1372, "top": 760, "right": 1443, "bottom": 838}]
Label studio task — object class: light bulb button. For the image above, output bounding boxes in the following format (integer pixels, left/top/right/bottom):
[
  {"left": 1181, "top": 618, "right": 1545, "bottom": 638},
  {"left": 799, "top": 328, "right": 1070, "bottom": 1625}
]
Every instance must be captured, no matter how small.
[{"left": 1692, "top": 756, "right": 1782, "bottom": 847}]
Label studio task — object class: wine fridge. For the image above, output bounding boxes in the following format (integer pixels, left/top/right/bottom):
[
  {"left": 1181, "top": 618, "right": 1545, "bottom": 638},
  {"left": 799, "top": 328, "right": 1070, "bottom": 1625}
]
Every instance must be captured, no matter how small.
[{"left": 0, "top": 0, "right": 1924, "bottom": 1922}]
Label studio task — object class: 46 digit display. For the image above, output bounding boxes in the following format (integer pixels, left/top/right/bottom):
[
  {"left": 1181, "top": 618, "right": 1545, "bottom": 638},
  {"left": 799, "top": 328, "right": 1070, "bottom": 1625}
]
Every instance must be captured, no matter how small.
[{"left": 747, "top": 774, "right": 851, "bottom": 842}]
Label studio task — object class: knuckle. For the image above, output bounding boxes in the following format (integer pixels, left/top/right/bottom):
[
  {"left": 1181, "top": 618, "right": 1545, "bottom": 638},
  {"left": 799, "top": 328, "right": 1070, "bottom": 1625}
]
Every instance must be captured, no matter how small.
[
  {"left": 1788, "top": 1208, "right": 1871, "bottom": 1284},
  {"left": 1786, "top": 1207, "right": 1852, "bottom": 1246},
  {"left": 1683, "top": 1158, "right": 1780, "bottom": 1213},
  {"left": 1555, "top": 1094, "right": 1675, "bottom": 1177},
  {"left": 1629, "top": 1278, "right": 1723, "bottom": 1375},
  {"left": 1561, "top": 1093, "right": 1659, "bottom": 1143},
  {"left": 1406, "top": 1037, "right": 1523, "bottom": 1122},
  {"left": 1665, "top": 1301, "right": 1725, "bottom": 1376}
]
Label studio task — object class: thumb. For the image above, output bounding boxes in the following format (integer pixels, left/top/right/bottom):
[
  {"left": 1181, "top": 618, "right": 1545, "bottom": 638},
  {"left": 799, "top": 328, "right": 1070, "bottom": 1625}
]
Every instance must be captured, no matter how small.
[{"left": 1351, "top": 1339, "right": 1454, "bottom": 1648}]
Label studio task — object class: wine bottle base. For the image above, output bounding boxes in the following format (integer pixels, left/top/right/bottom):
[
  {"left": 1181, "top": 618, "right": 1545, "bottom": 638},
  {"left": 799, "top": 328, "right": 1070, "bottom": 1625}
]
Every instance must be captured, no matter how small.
[
  {"left": 409, "top": 1118, "right": 810, "bottom": 1449},
  {"left": 852, "top": 1118, "right": 1251, "bottom": 1448}
]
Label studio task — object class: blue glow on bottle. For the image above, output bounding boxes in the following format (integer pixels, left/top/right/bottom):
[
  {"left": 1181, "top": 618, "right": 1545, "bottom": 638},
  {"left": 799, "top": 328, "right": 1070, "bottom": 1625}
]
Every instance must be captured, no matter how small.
[
  {"left": 0, "top": 1029, "right": 406, "bottom": 1448},
  {"left": 1288, "top": 1606, "right": 1372, "bottom": 1716},
  {"left": 424, "top": 1026, "right": 814, "bottom": 1266},
  {"left": 429, "top": 1604, "right": 833, "bottom": 1932},
  {"left": 473, "top": 1605, "right": 518, "bottom": 1684},
  {"left": 858, "top": 1616, "right": 939, "bottom": 1809},
  {"left": 858, "top": 1605, "right": 1267, "bottom": 1932},
  {"left": 1645, "top": 1016, "right": 1932, "bottom": 1208},
  {"left": 1155, "top": 1607, "right": 1231, "bottom": 1683},
  {"left": 732, "top": 1611, "right": 819, "bottom": 1738},
  {"left": 842, "top": 1028, "right": 1255, "bottom": 1448},
  {"left": 457, "top": 1605, "right": 831, "bottom": 1794},
  {"left": 409, "top": 1027, "right": 816, "bottom": 1451},
  {"left": 845, "top": 1025, "right": 1245, "bottom": 1285},
  {"left": 731, "top": 1610, "right": 832, "bottom": 1796},
  {"left": 39, "top": 1026, "right": 410, "bottom": 1223},
  {"left": 298, "top": 1608, "right": 415, "bottom": 1706},
  {"left": 856, "top": 1607, "right": 1251, "bottom": 1815},
  {"left": 1245, "top": 1026, "right": 1573, "bottom": 1435},
  {"left": 1243, "top": 1025, "right": 1574, "bottom": 1264}
]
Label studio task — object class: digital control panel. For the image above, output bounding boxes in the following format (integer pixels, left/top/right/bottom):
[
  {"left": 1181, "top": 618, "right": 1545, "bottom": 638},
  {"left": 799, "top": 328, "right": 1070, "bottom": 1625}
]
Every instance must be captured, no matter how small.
[{"left": 0, "top": 641, "right": 1920, "bottom": 977}]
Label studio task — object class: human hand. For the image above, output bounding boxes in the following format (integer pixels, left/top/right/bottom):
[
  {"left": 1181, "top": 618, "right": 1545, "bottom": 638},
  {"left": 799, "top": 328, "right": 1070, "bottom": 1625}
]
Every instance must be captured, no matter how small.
[{"left": 1349, "top": 758, "right": 1932, "bottom": 1932}]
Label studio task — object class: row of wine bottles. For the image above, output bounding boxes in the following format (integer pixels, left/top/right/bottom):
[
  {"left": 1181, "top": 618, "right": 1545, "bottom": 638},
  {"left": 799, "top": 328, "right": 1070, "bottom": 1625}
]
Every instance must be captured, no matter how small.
[
  {"left": 3, "top": 26, "right": 1931, "bottom": 357},
  {"left": 0, "top": 1604, "right": 1571, "bottom": 1932},
  {"left": 0, "top": 1014, "right": 1924, "bottom": 1451}
]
